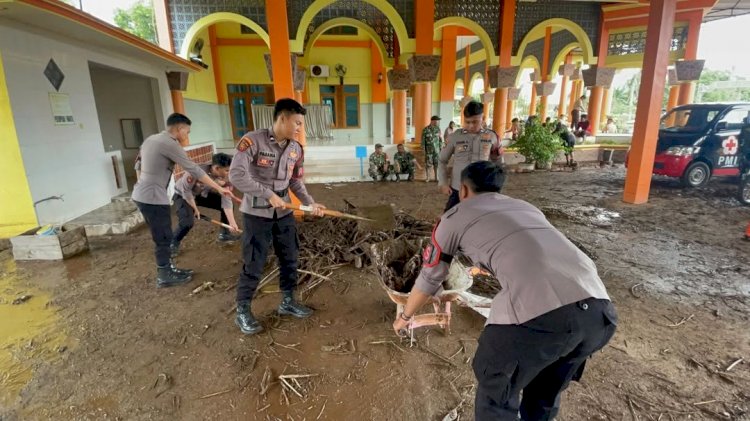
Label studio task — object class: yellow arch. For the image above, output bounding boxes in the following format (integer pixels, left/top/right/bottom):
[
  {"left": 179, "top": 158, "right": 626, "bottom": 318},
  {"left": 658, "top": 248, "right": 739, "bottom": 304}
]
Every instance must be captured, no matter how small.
[
  {"left": 548, "top": 42, "right": 579, "bottom": 81},
  {"left": 468, "top": 72, "right": 485, "bottom": 96},
  {"left": 291, "top": 0, "right": 413, "bottom": 54},
  {"left": 302, "top": 18, "right": 392, "bottom": 66},
  {"left": 434, "top": 17, "right": 497, "bottom": 66},
  {"left": 179, "top": 12, "right": 270, "bottom": 58},
  {"left": 454, "top": 78, "right": 465, "bottom": 99},
  {"left": 512, "top": 18, "right": 595, "bottom": 67},
  {"left": 515, "top": 55, "right": 541, "bottom": 87}
]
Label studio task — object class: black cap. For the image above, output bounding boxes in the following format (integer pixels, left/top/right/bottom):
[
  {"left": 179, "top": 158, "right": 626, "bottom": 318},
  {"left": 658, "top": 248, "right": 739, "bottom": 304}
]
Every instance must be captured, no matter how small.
[
  {"left": 375, "top": 143, "right": 383, "bottom": 148},
  {"left": 431, "top": 115, "right": 441, "bottom": 121}
]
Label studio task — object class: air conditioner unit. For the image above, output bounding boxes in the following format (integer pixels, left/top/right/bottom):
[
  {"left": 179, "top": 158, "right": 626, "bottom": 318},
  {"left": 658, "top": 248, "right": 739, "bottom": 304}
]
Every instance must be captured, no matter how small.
[{"left": 310, "top": 64, "right": 329, "bottom": 78}]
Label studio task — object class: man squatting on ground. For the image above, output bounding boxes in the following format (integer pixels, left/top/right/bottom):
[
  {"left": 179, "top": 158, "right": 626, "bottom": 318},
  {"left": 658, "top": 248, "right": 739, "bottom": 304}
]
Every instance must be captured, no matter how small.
[
  {"left": 438, "top": 101, "right": 502, "bottom": 211},
  {"left": 229, "top": 98, "right": 326, "bottom": 335},
  {"left": 132, "top": 113, "right": 232, "bottom": 288},
  {"left": 394, "top": 161, "right": 617, "bottom": 421},
  {"left": 170, "top": 152, "right": 241, "bottom": 258},
  {"left": 392, "top": 143, "right": 421, "bottom": 181}
]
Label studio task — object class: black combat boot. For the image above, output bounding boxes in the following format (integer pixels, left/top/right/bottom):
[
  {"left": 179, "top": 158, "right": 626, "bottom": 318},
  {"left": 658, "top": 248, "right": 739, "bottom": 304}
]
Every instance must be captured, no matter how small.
[
  {"left": 218, "top": 229, "right": 241, "bottom": 243},
  {"left": 170, "top": 260, "right": 194, "bottom": 277},
  {"left": 278, "top": 290, "right": 313, "bottom": 318},
  {"left": 156, "top": 265, "right": 192, "bottom": 288},
  {"left": 235, "top": 301, "right": 263, "bottom": 335},
  {"left": 170, "top": 241, "right": 180, "bottom": 258}
]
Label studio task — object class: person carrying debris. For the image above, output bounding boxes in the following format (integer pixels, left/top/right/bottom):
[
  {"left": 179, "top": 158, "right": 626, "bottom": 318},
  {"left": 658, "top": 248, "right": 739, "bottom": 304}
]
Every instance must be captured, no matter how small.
[
  {"left": 422, "top": 115, "right": 443, "bottom": 181},
  {"left": 132, "top": 113, "right": 232, "bottom": 288},
  {"left": 438, "top": 101, "right": 502, "bottom": 211},
  {"left": 169, "top": 152, "right": 241, "bottom": 257},
  {"left": 554, "top": 121, "right": 577, "bottom": 167},
  {"left": 392, "top": 143, "right": 421, "bottom": 181},
  {"left": 368, "top": 143, "right": 392, "bottom": 181},
  {"left": 393, "top": 161, "right": 617, "bottom": 421},
  {"left": 229, "top": 98, "right": 326, "bottom": 335}
]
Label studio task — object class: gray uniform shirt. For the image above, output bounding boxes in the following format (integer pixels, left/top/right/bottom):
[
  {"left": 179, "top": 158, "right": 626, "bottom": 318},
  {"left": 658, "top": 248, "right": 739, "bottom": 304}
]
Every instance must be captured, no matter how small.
[
  {"left": 174, "top": 164, "right": 233, "bottom": 209},
  {"left": 229, "top": 129, "right": 314, "bottom": 219},
  {"left": 131, "top": 131, "right": 207, "bottom": 205},
  {"left": 438, "top": 129, "right": 502, "bottom": 190},
  {"left": 415, "top": 193, "right": 610, "bottom": 325}
]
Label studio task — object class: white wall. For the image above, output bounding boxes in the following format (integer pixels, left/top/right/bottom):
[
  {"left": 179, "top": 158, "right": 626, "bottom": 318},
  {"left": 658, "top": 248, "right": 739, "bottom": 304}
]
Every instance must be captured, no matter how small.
[
  {"left": 0, "top": 21, "right": 174, "bottom": 225},
  {"left": 90, "top": 65, "right": 161, "bottom": 188},
  {"left": 184, "top": 98, "right": 233, "bottom": 148}
]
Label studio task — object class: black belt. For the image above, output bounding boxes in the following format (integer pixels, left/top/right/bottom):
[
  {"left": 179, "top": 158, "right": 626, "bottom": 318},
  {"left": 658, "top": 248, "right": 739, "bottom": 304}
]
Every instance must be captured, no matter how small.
[{"left": 251, "top": 188, "right": 288, "bottom": 209}]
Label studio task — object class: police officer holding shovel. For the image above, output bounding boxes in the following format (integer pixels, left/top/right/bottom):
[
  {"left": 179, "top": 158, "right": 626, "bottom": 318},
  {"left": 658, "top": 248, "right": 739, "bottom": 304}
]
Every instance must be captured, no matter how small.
[
  {"left": 393, "top": 161, "right": 617, "bottom": 421},
  {"left": 229, "top": 98, "right": 326, "bottom": 335}
]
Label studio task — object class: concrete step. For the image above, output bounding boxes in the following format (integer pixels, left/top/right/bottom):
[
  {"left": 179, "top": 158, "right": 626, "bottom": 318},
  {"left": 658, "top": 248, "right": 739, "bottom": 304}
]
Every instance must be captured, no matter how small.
[{"left": 66, "top": 200, "right": 144, "bottom": 237}]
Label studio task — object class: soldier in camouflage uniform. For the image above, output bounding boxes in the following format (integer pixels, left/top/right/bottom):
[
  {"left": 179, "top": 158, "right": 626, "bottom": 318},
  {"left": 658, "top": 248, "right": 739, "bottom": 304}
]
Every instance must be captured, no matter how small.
[
  {"left": 393, "top": 144, "right": 421, "bottom": 181},
  {"left": 368, "top": 143, "right": 392, "bottom": 181},
  {"left": 421, "top": 115, "right": 443, "bottom": 181}
]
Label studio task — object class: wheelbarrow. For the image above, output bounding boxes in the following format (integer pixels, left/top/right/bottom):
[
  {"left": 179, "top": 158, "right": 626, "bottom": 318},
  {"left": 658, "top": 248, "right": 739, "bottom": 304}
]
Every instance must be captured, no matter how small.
[{"left": 369, "top": 238, "right": 480, "bottom": 336}]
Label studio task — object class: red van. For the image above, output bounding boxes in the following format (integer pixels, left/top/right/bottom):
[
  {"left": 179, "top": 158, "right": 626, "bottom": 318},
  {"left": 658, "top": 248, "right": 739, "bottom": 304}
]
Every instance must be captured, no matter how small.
[{"left": 649, "top": 103, "right": 750, "bottom": 187}]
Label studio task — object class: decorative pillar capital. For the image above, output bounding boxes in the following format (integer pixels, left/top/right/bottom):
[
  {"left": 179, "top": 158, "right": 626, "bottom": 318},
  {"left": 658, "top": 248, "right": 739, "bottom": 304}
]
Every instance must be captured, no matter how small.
[
  {"left": 263, "top": 53, "right": 298, "bottom": 82},
  {"left": 408, "top": 55, "right": 441, "bottom": 83},
  {"left": 570, "top": 67, "right": 583, "bottom": 81},
  {"left": 675, "top": 59, "right": 705, "bottom": 82},
  {"left": 387, "top": 68, "right": 412, "bottom": 91},
  {"left": 558, "top": 63, "right": 576, "bottom": 77},
  {"left": 488, "top": 66, "right": 520, "bottom": 89},
  {"left": 535, "top": 81, "right": 557, "bottom": 97},
  {"left": 166, "top": 71, "right": 188, "bottom": 91},
  {"left": 582, "top": 65, "right": 616, "bottom": 88},
  {"left": 508, "top": 87, "right": 521, "bottom": 101}
]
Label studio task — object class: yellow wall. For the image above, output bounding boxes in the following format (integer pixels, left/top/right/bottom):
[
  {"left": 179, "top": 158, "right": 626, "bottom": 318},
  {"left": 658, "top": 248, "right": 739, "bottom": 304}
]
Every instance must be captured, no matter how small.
[
  {"left": 0, "top": 51, "right": 37, "bottom": 237},
  {"left": 306, "top": 45, "right": 373, "bottom": 104},
  {"left": 219, "top": 45, "right": 272, "bottom": 86},
  {"left": 183, "top": 27, "right": 218, "bottom": 103}
]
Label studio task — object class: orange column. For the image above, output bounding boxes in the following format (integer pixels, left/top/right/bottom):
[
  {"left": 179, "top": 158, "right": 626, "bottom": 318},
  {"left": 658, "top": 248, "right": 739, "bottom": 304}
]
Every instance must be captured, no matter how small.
[
  {"left": 528, "top": 83, "right": 537, "bottom": 117},
  {"left": 413, "top": 0, "right": 435, "bottom": 143},
  {"left": 506, "top": 100, "right": 515, "bottom": 129},
  {"left": 558, "top": 55, "right": 571, "bottom": 119},
  {"left": 439, "top": 27, "right": 458, "bottom": 103},
  {"left": 393, "top": 90, "right": 407, "bottom": 144},
  {"left": 293, "top": 91, "right": 306, "bottom": 146},
  {"left": 493, "top": 89, "right": 508, "bottom": 132},
  {"left": 600, "top": 87, "right": 612, "bottom": 130},
  {"left": 539, "top": 27, "right": 552, "bottom": 121},
  {"left": 462, "top": 45, "right": 470, "bottom": 126},
  {"left": 171, "top": 90, "right": 185, "bottom": 115},
  {"left": 677, "top": 12, "right": 702, "bottom": 106},
  {"left": 492, "top": 0, "right": 517, "bottom": 132},
  {"left": 265, "top": 0, "right": 294, "bottom": 99},
  {"left": 588, "top": 86, "right": 603, "bottom": 136},
  {"left": 624, "top": 0, "right": 677, "bottom": 204},
  {"left": 208, "top": 25, "right": 225, "bottom": 104},
  {"left": 370, "top": 41, "right": 387, "bottom": 104},
  {"left": 568, "top": 79, "right": 579, "bottom": 121},
  {"left": 665, "top": 85, "right": 680, "bottom": 126}
]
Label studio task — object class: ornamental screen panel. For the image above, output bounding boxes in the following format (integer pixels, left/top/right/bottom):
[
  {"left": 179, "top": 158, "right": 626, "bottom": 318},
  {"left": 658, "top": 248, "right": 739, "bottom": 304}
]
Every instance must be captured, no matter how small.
[{"left": 607, "top": 26, "right": 688, "bottom": 56}]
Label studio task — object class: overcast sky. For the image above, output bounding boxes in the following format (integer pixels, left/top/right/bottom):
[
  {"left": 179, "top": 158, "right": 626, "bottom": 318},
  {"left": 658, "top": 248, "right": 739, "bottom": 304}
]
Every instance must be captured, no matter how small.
[{"left": 81, "top": 1, "right": 750, "bottom": 79}]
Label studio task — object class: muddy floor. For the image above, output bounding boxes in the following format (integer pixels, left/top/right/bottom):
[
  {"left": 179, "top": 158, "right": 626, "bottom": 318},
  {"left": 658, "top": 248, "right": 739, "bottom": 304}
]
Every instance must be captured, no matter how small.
[{"left": 1, "top": 166, "right": 749, "bottom": 420}]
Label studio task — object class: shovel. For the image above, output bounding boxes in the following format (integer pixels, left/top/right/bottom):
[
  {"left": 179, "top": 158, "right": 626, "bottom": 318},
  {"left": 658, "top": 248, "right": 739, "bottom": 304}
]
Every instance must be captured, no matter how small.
[
  {"left": 283, "top": 203, "right": 374, "bottom": 222},
  {"left": 198, "top": 214, "right": 242, "bottom": 233}
]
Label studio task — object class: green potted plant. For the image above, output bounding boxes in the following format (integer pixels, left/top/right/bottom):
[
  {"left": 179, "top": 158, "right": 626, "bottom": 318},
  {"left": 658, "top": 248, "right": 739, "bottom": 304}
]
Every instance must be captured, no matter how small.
[{"left": 512, "top": 121, "right": 563, "bottom": 170}]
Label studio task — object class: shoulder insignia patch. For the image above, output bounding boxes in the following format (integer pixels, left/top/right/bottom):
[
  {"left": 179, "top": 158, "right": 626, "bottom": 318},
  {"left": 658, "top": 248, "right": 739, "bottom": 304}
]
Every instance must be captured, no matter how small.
[
  {"left": 290, "top": 150, "right": 298, "bottom": 159},
  {"left": 186, "top": 176, "right": 194, "bottom": 184},
  {"left": 237, "top": 136, "right": 253, "bottom": 152}
]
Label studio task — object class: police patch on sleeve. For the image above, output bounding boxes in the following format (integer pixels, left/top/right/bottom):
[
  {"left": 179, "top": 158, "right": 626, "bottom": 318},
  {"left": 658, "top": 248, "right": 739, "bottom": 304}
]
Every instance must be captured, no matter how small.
[
  {"left": 237, "top": 136, "right": 253, "bottom": 152},
  {"left": 422, "top": 221, "right": 443, "bottom": 268}
]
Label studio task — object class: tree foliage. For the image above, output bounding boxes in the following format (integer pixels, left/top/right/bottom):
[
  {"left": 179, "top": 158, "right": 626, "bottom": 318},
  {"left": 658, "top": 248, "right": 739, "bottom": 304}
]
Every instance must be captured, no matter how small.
[
  {"left": 696, "top": 69, "right": 750, "bottom": 102},
  {"left": 114, "top": 0, "right": 157, "bottom": 44}
]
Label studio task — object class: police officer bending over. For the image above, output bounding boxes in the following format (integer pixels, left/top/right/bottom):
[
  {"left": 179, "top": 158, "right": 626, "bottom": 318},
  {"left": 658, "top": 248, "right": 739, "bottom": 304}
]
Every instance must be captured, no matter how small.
[
  {"left": 438, "top": 101, "right": 502, "bottom": 211},
  {"left": 394, "top": 161, "right": 617, "bottom": 421},
  {"left": 132, "top": 113, "right": 232, "bottom": 288},
  {"left": 229, "top": 98, "right": 326, "bottom": 335},
  {"left": 170, "top": 152, "right": 241, "bottom": 258}
]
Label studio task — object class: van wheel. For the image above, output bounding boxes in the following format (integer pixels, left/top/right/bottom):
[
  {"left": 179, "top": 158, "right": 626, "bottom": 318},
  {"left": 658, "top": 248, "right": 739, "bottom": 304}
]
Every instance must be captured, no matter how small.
[
  {"left": 681, "top": 161, "right": 710, "bottom": 188},
  {"left": 739, "top": 174, "right": 750, "bottom": 205}
]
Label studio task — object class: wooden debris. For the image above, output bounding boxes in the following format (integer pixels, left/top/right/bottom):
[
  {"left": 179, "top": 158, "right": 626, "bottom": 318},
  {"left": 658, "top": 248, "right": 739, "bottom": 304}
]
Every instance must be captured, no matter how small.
[
  {"left": 198, "top": 389, "right": 232, "bottom": 399},
  {"left": 12, "top": 295, "right": 32, "bottom": 305},
  {"left": 725, "top": 358, "right": 743, "bottom": 372}
]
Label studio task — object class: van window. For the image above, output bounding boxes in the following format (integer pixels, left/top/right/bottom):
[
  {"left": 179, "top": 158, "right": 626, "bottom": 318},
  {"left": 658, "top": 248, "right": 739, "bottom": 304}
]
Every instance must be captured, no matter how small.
[
  {"left": 717, "top": 108, "right": 750, "bottom": 131},
  {"left": 661, "top": 106, "right": 722, "bottom": 133}
]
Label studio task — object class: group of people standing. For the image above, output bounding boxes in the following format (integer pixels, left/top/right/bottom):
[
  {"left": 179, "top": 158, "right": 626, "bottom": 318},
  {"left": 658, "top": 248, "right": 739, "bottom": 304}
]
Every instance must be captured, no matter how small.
[{"left": 132, "top": 98, "right": 616, "bottom": 421}]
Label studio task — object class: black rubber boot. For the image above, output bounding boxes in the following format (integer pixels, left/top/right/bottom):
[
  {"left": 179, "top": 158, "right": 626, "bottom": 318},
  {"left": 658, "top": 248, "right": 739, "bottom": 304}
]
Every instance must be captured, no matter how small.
[
  {"left": 169, "top": 242, "right": 180, "bottom": 258},
  {"left": 156, "top": 265, "right": 192, "bottom": 288},
  {"left": 235, "top": 301, "right": 263, "bottom": 335},
  {"left": 278, "top": 290, "right": 313, "bottom": 318}
]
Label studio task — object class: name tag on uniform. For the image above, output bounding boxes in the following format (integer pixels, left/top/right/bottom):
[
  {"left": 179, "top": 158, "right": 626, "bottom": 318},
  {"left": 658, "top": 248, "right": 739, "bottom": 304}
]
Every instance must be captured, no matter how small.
[
  {"left": 259, "top": 151, "right": 277, "bottom": 158},
  {"left": 257, "top": 157, "right": 274, "bottom": 167},
  {"left": 458, "top": 144, "right": 469, "bottom": 152}
]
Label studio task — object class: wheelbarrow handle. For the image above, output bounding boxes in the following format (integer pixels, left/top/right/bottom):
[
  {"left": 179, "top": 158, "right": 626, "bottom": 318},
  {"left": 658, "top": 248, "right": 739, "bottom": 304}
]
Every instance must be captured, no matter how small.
[
  {"left": 283, "top": 204, "right": 374, "bottom": 221},
  {"left": 198, "top": 215, "right": 243, "bottom": 233}
]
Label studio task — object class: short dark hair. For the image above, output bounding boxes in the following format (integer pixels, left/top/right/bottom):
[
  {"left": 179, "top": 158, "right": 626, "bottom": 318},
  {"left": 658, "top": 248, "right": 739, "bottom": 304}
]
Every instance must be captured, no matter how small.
[
  {"left": 460, "top": 161, "right": 505, "bottom": 194},
  {"left": 212, "top": 152, "right": 232, "bottom": 168},
  {"left": 166, "top": 113, "right": 191, "bottom": 127},
  {"left": 511, "top": 118, "right": 519, "bottom": 123},
  {"left": 274, "top": 98, "right": 306, "bottom": 121},
  {"left": 463, "top": 101, "right": 484, "bottom": 118}
]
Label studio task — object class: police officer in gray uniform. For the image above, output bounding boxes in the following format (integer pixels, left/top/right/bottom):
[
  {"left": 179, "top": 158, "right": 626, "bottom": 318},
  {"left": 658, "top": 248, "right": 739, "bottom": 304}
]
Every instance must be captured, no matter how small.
[
  {"left": 438, "top": 101, "right": 502, "bottom": 211},
  {"left": 229, "top": 99, "right": 326, "bottom": 335},
  {"left": 394, "top": 161, "right": 617, "bottom": 421},
  {"left": 132, "top": 113, "right": 231, "bottom": 288}
]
